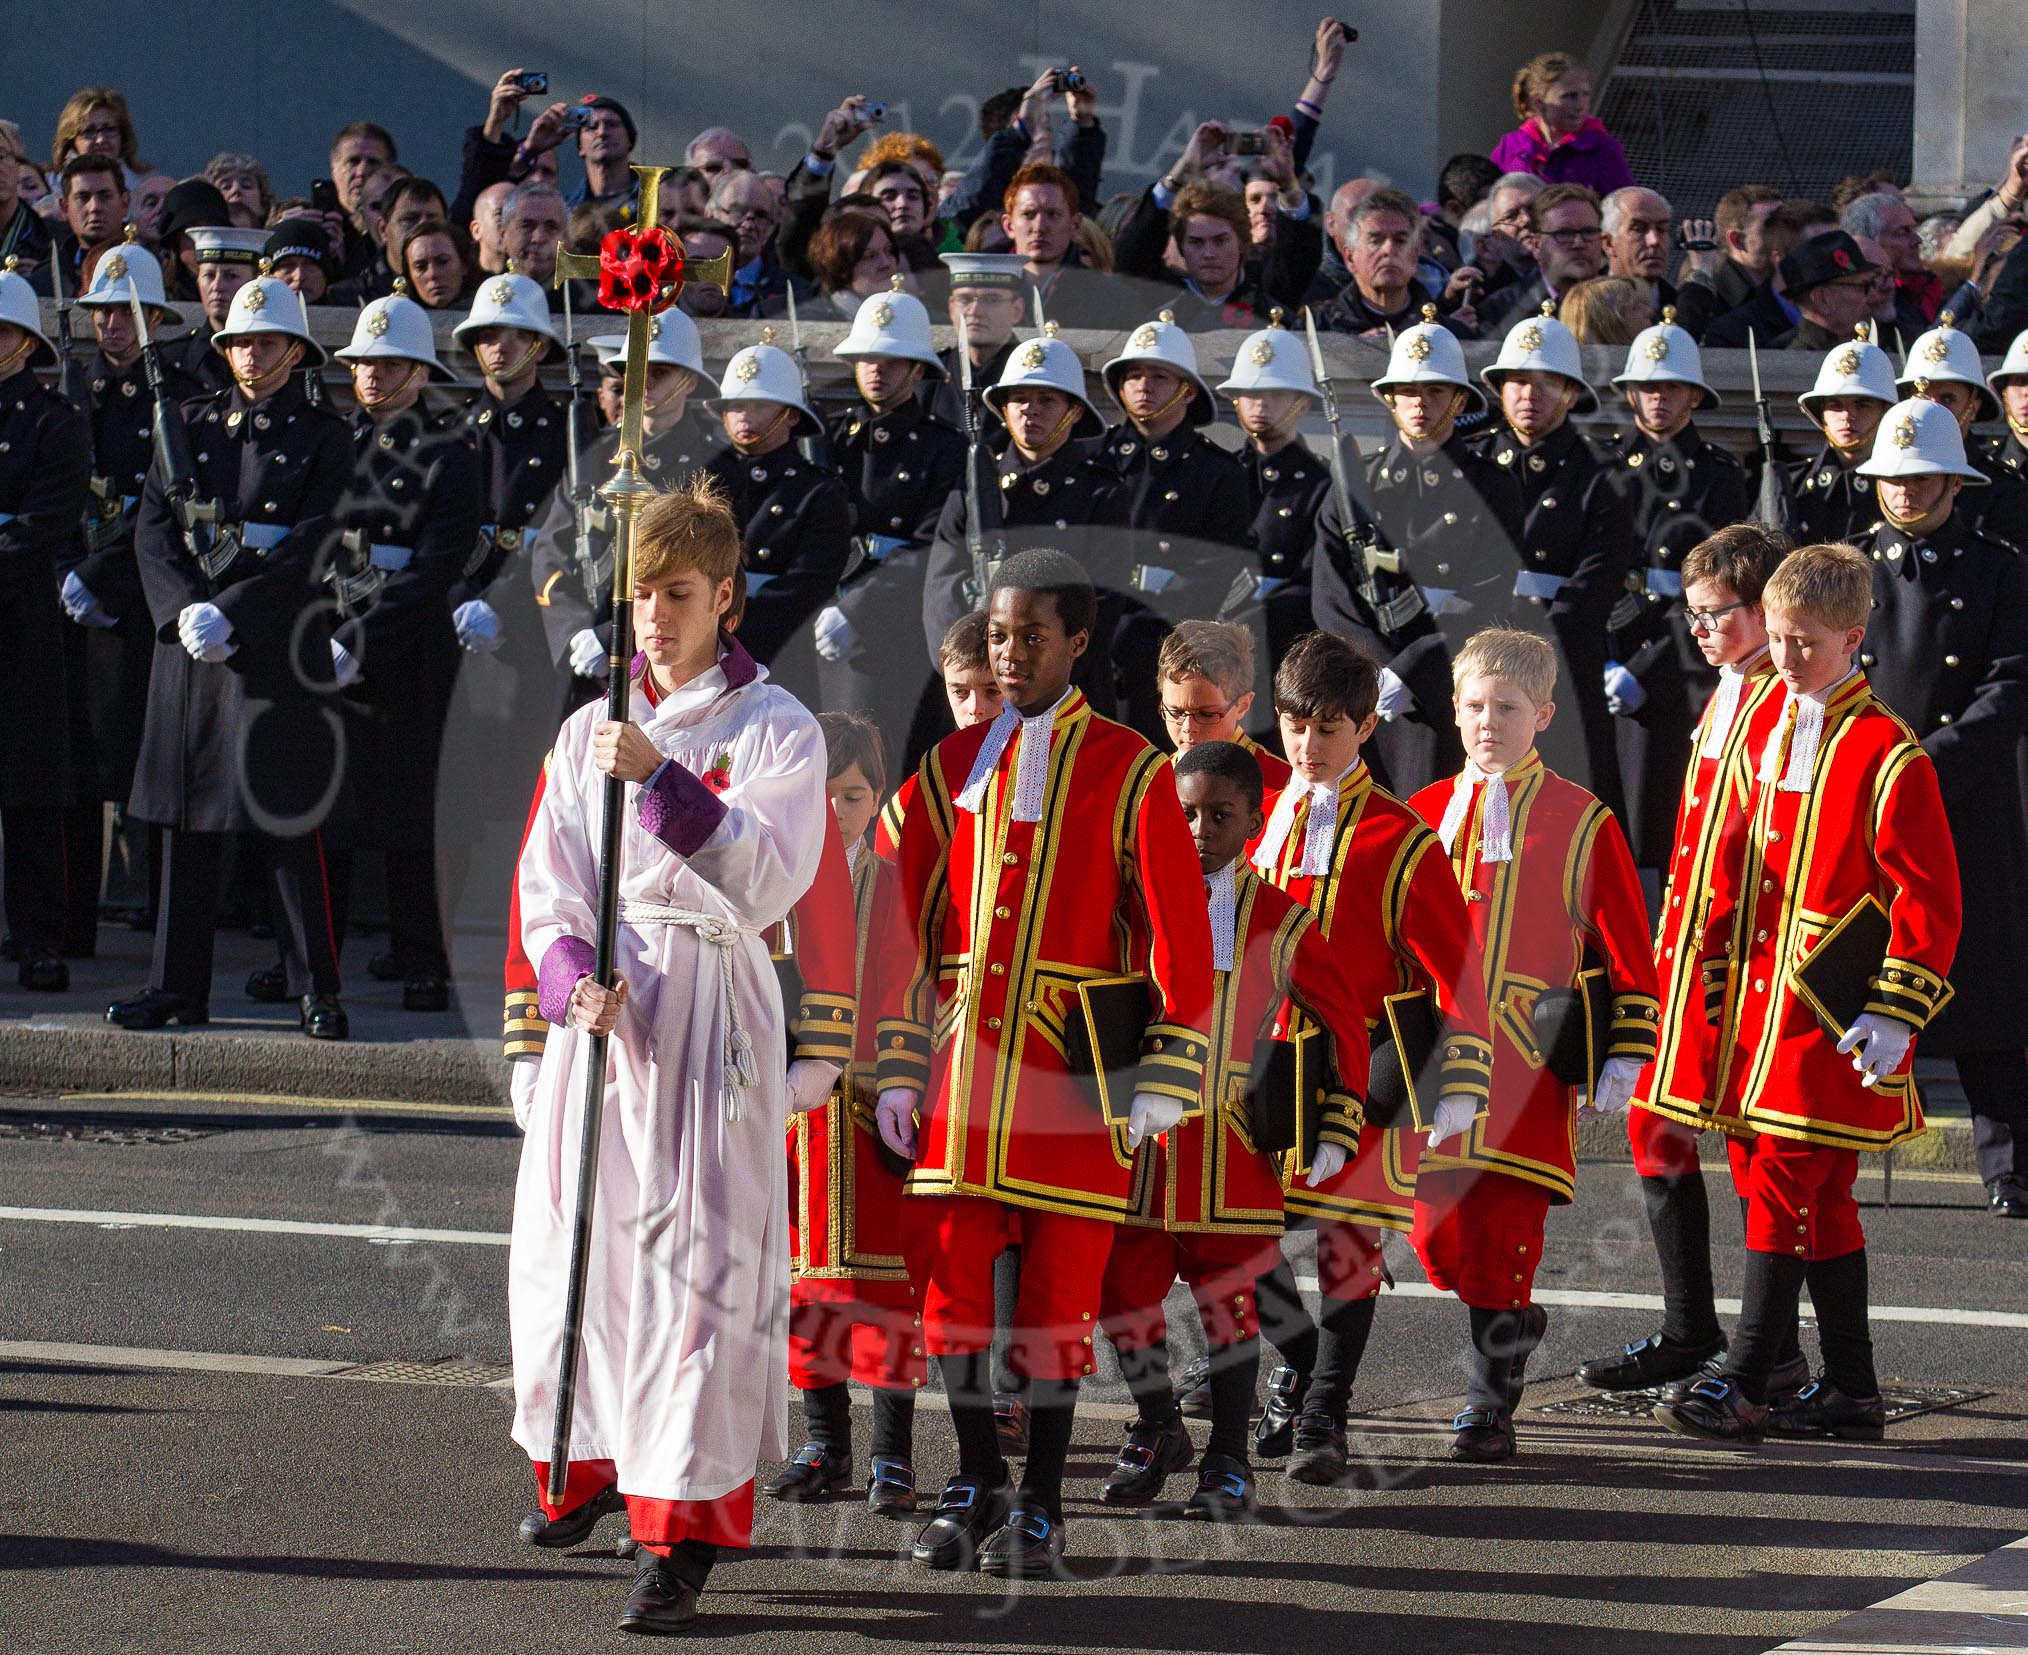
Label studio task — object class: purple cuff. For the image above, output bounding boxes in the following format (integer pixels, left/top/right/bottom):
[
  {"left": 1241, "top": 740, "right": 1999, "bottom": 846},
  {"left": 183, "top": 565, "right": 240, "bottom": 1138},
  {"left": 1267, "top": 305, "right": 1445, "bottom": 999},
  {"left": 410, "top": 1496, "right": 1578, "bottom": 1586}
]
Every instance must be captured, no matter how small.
[
  {"left": 537, "top": 935, "right": 597, "bottom": 1024},
  {"left": 637, "top": 759, "right": 728, "bottom": 857}
]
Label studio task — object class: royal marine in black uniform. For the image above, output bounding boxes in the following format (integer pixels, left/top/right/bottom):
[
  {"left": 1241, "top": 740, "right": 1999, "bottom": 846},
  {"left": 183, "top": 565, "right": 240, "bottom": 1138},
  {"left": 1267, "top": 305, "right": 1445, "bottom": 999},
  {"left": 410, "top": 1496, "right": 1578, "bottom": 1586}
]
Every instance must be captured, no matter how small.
[
  {"left": 1312, "top": 310, "right": 1525, "bottom": 796},
  {"left": 1602, "top": 313, "right": 1751, "bottom": 872},
  {"left": 1215, "top": 319, "right": 1331, "bottom": 681},
  {"left": 1897, "top": 315, "right": 2028, "bottom": 548},
  {"left": 316, "top": 291, "right": 483, "bottom": 1008},
  {"left": 1984, "top": 330, "right": 2028, "bottom": 491},
  {"left": 529, "top": 312, "right": 723, "bottom": 716},
  {"left": 111, "top": 275, "right": 352, "bottom": 1038},
  {"left": 921, "top": 252, "right": 1026, "bottom": 434},
  {"left": 703, "top": 336, "right": 851, "bottom": 708},
  {"left": 816, "top": 279, "right": 965, "bottom": 746},
  {"left": 925, "top": 327, "right": 1133, "bottom": 716},
  {"left": 1855, "top": 396, "right": 2028, "bottom": 1215},
  {"left": 176, "top": 226, "right": 268, "bottom": 396},
  {"left": 0, "top": 264, "right": 89, "bottom": 991},
  {"left": 1472, "top": 305, "right": 1636, "bottom": 814},
  {"left": 1787, "top": 331, "right": 1897, "bottom": 546}
]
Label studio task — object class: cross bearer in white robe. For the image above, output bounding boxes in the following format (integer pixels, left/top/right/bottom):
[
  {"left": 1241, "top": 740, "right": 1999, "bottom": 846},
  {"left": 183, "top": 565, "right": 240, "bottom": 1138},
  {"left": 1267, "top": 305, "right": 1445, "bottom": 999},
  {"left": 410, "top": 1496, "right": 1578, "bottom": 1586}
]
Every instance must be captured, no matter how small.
[{"left": 508, "top": 474, "right": 828, "bottom": 1634}]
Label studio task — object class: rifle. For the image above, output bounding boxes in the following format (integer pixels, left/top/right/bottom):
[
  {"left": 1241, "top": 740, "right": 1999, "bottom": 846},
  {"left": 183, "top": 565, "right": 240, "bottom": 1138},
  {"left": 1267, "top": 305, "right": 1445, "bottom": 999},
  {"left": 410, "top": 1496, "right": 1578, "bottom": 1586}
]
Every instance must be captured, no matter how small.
[
  {"left": 49, "top": 256, "right": 120, "bottom": 550},
  {"left": 130, "top": 288, "right": 221, "bottom": 596},
  {"left": 1746, "top": 329, "right": 1792, "bottom": 534},
  {"left": 1304, "top": 306, "right": 1422, "bottom": 640},
  {"left": 554, "top": 274, "right": 609, "bottom": 608},
  {"left": 294, "top": 282, "right": 325, "bottom": 409},
  {"left": 953, "top": 312, "right": 1003, "bottom": 608}
]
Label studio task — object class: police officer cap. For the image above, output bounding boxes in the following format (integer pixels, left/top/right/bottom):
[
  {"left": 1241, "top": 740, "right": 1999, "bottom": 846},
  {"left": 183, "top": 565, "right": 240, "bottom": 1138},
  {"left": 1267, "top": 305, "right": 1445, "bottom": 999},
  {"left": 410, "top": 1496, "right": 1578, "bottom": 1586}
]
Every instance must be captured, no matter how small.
[
  {"left": 1217, "top": 317, "right": 1320, "bottom": 403},
  {"left": 78, "top": 238, "right": 176, "bottom": 324},
  {"left": 982, "top": 324, "right": 1104, "bottom": 437},
  {"left": 1611, "top": 308, "right": 1719, "bottom": 409},
  {"left": 335, "top": 290, "right": 451, "bottom": 379},
  {"left": 263, "top": 218, "right": 336, "bottom": 281},
  {"left": 160, "top": 179, "right": 232, "bottom": 244},
  {"left": 1989, "top": 328, "right": 2028, "bottom": 394},
  {"left": 1855, "top": 393, "right": 1990, "bottom": 483},
  {"left": 939, "top": 252, "right": 1029, "bottom": 293},
  {"left": 454, "top": 272, "right": 562, "bottom": 347},
  {"left": 1482, "top": 305, "right": 1597, "bottom": 414},
  {"left": 1372, "top": 304, "right": 1486, "bottom": 415},
  {"left": 606, "top": 308, "right": 707, "bottom": 378},
  {"left": 189, "top": 226, "right": 272, "bottom": 266},
  {"left": 718, "top": 335, "right": 822, "bottom": 437},
  {"left": 212, "top": 274, "right": 327, "bottom": 363},
  {"left": 1898, "top": 313, "right": 1998, "bottom": 422},
  {"left": 1101, "top": 311, "right": 1214, "bottom": 427},
  {"left": 0, "top": 266, "right": 56, "bottom": 368},
  {"left": 1798, "top": 328, "right": 1899, "bottom": 419},
  {"left": 834, "top": 276, "right": 945, "bottom": 375}
]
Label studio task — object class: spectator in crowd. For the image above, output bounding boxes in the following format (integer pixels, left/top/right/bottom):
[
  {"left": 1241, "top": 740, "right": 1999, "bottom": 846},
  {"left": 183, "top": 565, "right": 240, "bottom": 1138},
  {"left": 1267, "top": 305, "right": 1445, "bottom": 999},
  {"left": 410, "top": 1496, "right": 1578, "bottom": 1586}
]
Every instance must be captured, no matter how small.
[
  {"left": 497, "top": 180, "right": 567, "bottom": 293},
  {"left": 1700, "top": 200, "right": 1837, "bottom": 347},
  {"left": 1308, "top": 177, "right": 1379, "bottom": 301},
  {"left": 1477, "top": 181, "right": 1606, "bottom": 333},
  {"left": 674, "top": 217, "right": 737, "bottom": 318},
  {"left": 156, "top": 178, "right": 232, "bottom": 302},
  {"left": 451, "top": 66, "right": 567, "bottom": 227},
  {"left": 1465, "top": 170, "right": 1545, "bottom": 300},
  {"left": 1314, "top": 186, "right": 1463, "bottom": 337},
  {"left": 1943, "top": 135, "right": 2028, "bottom": 268},
  {"left": 328, "top": 120, "right": 399, "bottom": 277},
  {"left": 469, "top": 180, "right": 514, "bottom": 276},
  {"left": 996, "top": 161, "right": 1133, "bottom": 329},
  {"left": 1603, "top": 185, "right": 1675, "bottom": 313},
  {"left": 263, "top": 217, "right": 337, "bottom": 304},
  {"left": 1115, "top": 122, "right": 1321, "bottom": 331},
  {"left": 685, "top": 126, "right": 752, "bottom": 180},
  {"left": 711, "top": 167, "right": 799, "bottom": 316},
  {"left": 1488, "top": 52, "right": 1634, "bottom": 196},
  {"left": 554, "top": 95, "right": 638, "bottom": 215},
  {"left": 943, "top": 67, "right": 1105, "bottom": 242},
  {"left": 1672, "top": 183, "right": 1781, "bottom": 337},
  {"left": 401, "top": 218, "right": 473, "bottom": 310},
  {"left": 653, "top": 166, "right": 710, "bottom": 225},
  {"left": 1829, "top": 170, "right": 1901, "bottom": 214},
  {"left": 33, "top": 153, "right": 128, "bottom": 297},
  {"left": 204, "top": 154, "right": 273, "bottom": 229},
  {"left": 1776, "top": 230, "right": 1886, "bottom": 352},
  {"left": 334, "top": 174, "right": 449, "bottom": 305},
  {"left": 130, "top": 171, "right": 174, "bottom": 248},
  {"left": 1842, "top": 189, "right": 1932, "bottom": 333},
  {"left": 1429, "top": 152, "right": 1501, "bottom": 267},
  {"left": 1242, "top": 19, "right": 1352, "bottom": 255},
  {"left": 1557, "top": 273, "right": 1652, "bottom": 344},
  {"left": 0, "top": 121, "right": 55, "bottom": 270},
  {"left": 50, "top": 87, "right": 148, "bottom": 190},
  {"left": 781, "top": 209, "right": 900, "bottom": 319}
]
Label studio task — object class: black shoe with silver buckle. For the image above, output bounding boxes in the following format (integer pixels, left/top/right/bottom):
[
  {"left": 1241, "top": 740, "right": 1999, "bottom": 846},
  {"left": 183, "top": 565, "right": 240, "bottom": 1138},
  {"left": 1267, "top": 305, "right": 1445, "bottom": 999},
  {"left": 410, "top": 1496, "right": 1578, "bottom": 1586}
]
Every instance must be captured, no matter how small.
[
  {"left": 867, "top": 1456, "right": 917, "bottom": 1516},
  {"left": 1449, "top": 1406, "right": 1516, "bottom": 1462},
  {"left": 977, "top": 1502, "right": 1066, "bottom": 1580},
  {"left": 1186, "top": 1451, "right": 1256, "bottom": 1520},
  {"left": 1578, "top": 1330, "right": 1725, "bottom": 1392},
  {"left": 763, "top": 1443, "right": 850, "bottom": 1503},
  {"left": 911, "top": 1470, "right": 1012, "bottom": 1570},
  {"left": 519, "top": 1482, "right": 624, "bottom": 1548},
  {"left": 1655, "top": 1376, "right": 1768, "bottom": 1444},
  {"left": 1767, "top": 1377, "right": 1886, "bottom": 1441},
  {"left": 1099, "top": 1411, "right": 1194, "bottom": 1505},
  {"left": 1252, "top": 1362, "right": 1306, "bottom": 1460}
]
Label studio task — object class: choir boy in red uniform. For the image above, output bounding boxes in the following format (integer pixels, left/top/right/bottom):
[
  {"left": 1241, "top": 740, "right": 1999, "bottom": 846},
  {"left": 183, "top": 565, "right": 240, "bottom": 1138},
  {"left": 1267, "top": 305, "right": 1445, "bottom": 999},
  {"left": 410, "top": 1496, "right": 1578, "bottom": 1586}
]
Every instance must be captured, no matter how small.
[{"left": 1156, "top": 620, "right": 1294, "bottom": 799}]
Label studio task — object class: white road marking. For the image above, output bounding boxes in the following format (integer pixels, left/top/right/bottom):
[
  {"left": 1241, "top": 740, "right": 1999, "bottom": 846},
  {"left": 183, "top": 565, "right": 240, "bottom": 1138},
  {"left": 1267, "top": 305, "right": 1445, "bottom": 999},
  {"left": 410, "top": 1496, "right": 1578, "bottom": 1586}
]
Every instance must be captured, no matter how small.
[{"left": 0, "top": 1338, "right": 350, "bottom": 1378}]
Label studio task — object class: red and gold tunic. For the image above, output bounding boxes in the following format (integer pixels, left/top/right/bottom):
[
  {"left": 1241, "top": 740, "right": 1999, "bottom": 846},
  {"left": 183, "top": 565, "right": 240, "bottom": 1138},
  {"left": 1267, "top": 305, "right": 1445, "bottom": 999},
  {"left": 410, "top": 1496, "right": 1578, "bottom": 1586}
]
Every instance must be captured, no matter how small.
[
  {"left": 777, "top": 815, "right": 859, "bottom": 1068},
  {"left": 874, "top": 772, "right": 918, "bottom": 860},
  {"left": 1255, "top": 762, "right": 1493, "bottom": 1231},
  {"left": 503, "top": 754, "right": 552, "bottom": 1061},
  {"left": 1131, "top": 866, "right": 1372, "bottom": 1236},
  {"left": 789, "top": 847, "right": 924, "bottom": 1299},
  {"left": 1409, "top": 754, "right": 1661, "bottom": 1202},
  {"left": 1700, "top": 675, "right": 1961, "bottom": 1150},
  {"left": 1637, "top": 654, "right": 1786, "bottom": 1134},
  {"left": 1235, "top": 730, "right": 1294, "bottom": 807},
  {"left": 874, "top": 689, "right": 1215, "bottom": 1220}
]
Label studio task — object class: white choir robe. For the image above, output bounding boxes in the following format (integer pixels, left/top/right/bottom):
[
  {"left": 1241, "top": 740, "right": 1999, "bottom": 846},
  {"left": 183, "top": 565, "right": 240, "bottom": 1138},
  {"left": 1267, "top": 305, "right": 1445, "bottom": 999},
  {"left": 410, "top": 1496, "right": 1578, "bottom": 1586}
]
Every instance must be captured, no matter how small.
[{"left": 510, "top": 642, "right": 826, "bottom": 1514}]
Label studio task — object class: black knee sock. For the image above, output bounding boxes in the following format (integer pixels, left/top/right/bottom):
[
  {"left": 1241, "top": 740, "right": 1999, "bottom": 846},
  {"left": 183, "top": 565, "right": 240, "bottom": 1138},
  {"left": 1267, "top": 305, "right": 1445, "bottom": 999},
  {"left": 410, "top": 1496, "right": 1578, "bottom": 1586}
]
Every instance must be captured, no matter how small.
[
  {"left": 1806, "top": 1247, "right": 1878, "bottom": 1399},
  {"left": 1728, "top": 1249, "right": 1811, "bottom": 1404},
  {"left": 664, "top": 1538, "right": 717, "bottom": 1593},
  {"left": 1303, "top": 1294, "right": 1377, "bottom": 1424},
  {"left": 1643, "top": 1172, "right": 1720, "bottom": 1346},
  {"left": 1117, "top": 1339, "right": 1175, "bottom": 1428},
  {"left": 1739, "top": 1196, "right": 1805, "bottom": 1365},
  {"left": 991, "top": 1245, "right": 1026, "bottom": 1398},
  {"left": 936, "top": 1352, "right": 1006, "bottom": 1483},
  {"left": 1205, "top": 1338, "right": 1259, "bottom": 1461},
  {"left": 871, "top": 1386, "right": 916, "bottom": 1460},
  {"left": 1016, "top": 1378, "right": 1078, "bottom": 1521},
  {"left": 801, "top": 1381, "right": 852, "bottom": 1455},
  {"left": 1256, "top": 1254, "right": 1318, "bottom": 1377},
  {"left": 1466, "top": 1306, "right": 1520, "bottom": 1414}
]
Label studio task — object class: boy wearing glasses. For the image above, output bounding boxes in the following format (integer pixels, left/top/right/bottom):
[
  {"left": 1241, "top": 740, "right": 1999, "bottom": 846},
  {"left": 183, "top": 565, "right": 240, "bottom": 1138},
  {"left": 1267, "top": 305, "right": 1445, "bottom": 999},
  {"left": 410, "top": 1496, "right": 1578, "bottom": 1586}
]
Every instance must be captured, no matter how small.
[{"left": 1157, "top": 620, "right": 1291, "bottom": 797}]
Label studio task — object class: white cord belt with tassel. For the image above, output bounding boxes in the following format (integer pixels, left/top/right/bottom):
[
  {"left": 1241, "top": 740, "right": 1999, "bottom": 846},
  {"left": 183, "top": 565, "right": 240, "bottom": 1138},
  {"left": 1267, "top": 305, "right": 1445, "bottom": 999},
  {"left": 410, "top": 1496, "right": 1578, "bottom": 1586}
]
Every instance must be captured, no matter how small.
[{"left": 618, "top": 901, "right": 761, "bottom": 1119}]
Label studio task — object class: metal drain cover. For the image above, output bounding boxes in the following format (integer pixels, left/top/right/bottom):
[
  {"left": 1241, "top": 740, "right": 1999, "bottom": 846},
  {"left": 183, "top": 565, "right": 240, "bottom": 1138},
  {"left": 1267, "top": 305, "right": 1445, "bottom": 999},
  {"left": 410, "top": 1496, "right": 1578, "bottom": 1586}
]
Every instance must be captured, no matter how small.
[
  {"left": 336, "top": 1358, "right": 512, "bottom": 1387},
  {"left": 0, "top": 1117, "right": 213, "bottom": 1145},
  {"left": 1536, "top": 1384, "right": 1989, "bottom": 1423}
]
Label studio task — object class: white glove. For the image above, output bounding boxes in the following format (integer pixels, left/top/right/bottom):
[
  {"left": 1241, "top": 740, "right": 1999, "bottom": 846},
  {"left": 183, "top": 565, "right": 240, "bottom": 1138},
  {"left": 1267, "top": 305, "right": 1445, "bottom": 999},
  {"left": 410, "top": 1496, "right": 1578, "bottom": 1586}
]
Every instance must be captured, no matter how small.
[
  {"left": 61, "top": 570, "right": 117, "bottom": 628},
  {"left": 1375, "top": 665, "right": 1413, "bottom": 722},
  {"left": 811, "top": 603, "right": 859, "bottom": 663},
  {"left": 1425, "top": 1092, "right": 1480, "bottom": 1150},
  {"left": 1303, "top": 1140, "right": 1348, "bottom": 1188},
  {"left": 509, "top": 1060, "right": 541, "bottom": 1131},
  {"left": 177, "top": 601, "right": 236, "bottom": 662},
  {"left": 453, "top": 597, "right": 503, "bottom": 653},
  {"left": 875, "top": 1087, "right": 919, "bottom": 1159},
  {"left": 330, "top": 636, "right": 361, "bottom": 685},
  {"left": 1603, "top": 660, "right": 1647, "bottom": 716},
  {"left": 1580, "top": 1055, "right": 1644, "bottom": 1120},
  {"left": 569, "top": 627, "right": 606, "bottom": 678},
  {"left": 785, "top": 1058, "right": 843, "bottom": 1113},
  {"left": 1125, "top": 1089, "right": 1185, "bottom": 1150},
  {"left": 1836, "top": 1014, "right": 1913, "bottom": 1089}
]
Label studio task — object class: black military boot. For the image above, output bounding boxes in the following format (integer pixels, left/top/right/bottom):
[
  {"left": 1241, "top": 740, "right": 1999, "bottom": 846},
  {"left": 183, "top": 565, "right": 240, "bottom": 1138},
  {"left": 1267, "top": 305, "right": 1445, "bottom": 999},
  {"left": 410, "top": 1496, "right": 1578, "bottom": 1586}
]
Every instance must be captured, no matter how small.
[{"left": 106, "top": 988, "right": 208, "bottom": 1029}]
